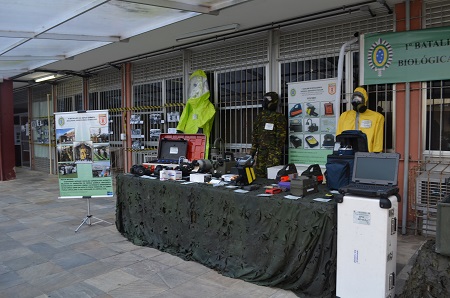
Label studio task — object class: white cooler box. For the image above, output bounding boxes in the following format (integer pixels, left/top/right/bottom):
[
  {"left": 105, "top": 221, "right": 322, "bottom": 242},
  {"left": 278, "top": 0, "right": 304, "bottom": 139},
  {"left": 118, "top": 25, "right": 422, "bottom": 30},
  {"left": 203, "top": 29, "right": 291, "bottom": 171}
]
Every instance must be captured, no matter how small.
[{"left": 336, "top": 194, "right": 398, "bottom": 298}]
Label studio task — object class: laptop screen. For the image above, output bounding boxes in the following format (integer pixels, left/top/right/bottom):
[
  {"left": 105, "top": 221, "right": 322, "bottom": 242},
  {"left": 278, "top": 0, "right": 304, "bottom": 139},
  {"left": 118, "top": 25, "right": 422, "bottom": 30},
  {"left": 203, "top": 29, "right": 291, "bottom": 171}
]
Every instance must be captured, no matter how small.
[{"left": 352, "top": 152, "right": 400, "bottom": 185}]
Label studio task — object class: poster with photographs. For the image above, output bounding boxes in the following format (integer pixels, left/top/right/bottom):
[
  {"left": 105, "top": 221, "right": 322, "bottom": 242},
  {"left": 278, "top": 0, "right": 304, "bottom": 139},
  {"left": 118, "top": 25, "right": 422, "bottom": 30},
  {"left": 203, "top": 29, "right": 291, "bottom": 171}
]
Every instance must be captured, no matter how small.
[
  {"left": 31, "top": 119, "right": 50, "bottom": 144},
  {"left": 287, "top": 79, "right": 337, "bottom": 165},
  {"left": 130, "top": 114, "right": 142, "bottom": 124},
  {"left": 167, "top": 111, "right": 180, "bottom": 123},
  {"left": 150, "top": 113, "right": 161, "bottom": 124},
  {"left": 131, "top": 128, "right": 142, "bottom": 138},
  {"left": 55, "top": 110, "right": 113, "bottom": 198},
  {"left": 150, "top": 129, "right": 161, "bottom": 141},
  {"left": 132, "top": 140, "right": 142, "bottom": 149}
]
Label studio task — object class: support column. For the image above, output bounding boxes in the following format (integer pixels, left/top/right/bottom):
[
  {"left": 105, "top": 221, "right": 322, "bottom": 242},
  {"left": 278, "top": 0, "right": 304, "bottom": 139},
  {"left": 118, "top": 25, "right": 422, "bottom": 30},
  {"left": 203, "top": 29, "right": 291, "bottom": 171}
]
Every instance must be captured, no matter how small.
[
  {"left": 123, "top": 63, "right": 133, "bottom": 172},
  {"left": 394, "top": 0, "right": 422, "bottom": 232},
  {"left": 0, "top": 79, "right": 16, "bottom": 180}
]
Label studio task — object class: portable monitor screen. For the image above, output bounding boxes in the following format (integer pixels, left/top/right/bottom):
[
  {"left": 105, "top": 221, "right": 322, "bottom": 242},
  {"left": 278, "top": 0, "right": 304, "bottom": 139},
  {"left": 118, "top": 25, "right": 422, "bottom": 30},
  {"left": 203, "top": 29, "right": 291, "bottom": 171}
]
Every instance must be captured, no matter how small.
[{"left": 352, "top": 152, "right": 400, "bottom": 185}]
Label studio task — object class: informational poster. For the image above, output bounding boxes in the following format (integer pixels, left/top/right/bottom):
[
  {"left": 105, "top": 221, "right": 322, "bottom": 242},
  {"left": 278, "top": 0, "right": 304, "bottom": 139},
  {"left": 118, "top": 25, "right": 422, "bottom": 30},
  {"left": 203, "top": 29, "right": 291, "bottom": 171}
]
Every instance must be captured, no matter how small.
[
  {"left": 288, "top": 79, "right": 337, "bottom": 165},
  {"left": 55, "top": 110, "right": 113, "bottom": 198}
]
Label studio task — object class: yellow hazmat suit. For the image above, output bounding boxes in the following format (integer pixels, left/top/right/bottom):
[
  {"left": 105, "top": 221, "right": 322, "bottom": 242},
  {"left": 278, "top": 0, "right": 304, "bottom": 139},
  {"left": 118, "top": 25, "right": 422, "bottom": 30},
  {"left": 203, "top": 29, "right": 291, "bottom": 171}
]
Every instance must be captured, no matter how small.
[
  {"left": 177, "top": 70, "right": 216, "bottom": 158},
  {"left": 336, "top": 87, "right": 384, "bottom": 152}
]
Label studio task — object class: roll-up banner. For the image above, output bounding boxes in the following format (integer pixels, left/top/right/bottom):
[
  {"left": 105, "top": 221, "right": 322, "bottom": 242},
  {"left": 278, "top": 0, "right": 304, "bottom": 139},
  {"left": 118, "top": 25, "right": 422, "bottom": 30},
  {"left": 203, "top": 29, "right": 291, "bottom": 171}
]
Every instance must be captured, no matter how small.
[
  {"left": 54, "top": 110, "right": 113, "bottom": 198},
  {"left": 287, "top": 79, "right": 336, "bottom": 165}
]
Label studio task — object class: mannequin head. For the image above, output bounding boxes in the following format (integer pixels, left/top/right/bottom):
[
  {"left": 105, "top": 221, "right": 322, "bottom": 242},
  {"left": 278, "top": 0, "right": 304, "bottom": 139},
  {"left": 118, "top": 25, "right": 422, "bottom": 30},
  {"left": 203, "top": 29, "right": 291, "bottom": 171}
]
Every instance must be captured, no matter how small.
[
  {"left": 351, "top": 87, "right": 368, "bottom": 113},
  {"left": 263, "top": 92, "right": 279, "bottom": 111}
]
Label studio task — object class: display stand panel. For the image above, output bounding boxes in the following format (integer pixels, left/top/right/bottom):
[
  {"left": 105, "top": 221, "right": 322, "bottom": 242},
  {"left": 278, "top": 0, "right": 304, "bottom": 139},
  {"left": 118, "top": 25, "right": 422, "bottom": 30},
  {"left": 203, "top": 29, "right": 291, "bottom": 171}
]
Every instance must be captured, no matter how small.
[
  {"left": 55, "top": 110, "right": 113, "bottom": 198},
  {"left": 287, "top": 79, "right": 337, "bottom": 165},
  {"left": 55, "top": 110, "right": 114, "bottom": 232}
]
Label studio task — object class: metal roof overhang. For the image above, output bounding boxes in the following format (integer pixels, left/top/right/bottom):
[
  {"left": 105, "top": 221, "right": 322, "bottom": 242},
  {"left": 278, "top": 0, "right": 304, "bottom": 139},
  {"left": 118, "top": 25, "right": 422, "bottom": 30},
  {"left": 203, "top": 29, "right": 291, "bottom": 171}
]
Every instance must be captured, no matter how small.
[
  {"left": 0, "top": 0, "right": 248, "bottom": 83},
  {"left": 0, "top": 0, "right": 401, "bottom": 87}
]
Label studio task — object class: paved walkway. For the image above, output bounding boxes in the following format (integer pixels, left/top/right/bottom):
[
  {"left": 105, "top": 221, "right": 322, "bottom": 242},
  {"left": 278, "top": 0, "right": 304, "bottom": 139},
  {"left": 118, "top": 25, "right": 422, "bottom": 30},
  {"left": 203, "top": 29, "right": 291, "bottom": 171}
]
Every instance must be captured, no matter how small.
[{"left": 0, "top": 168, "right": 427, "bottom": 298}]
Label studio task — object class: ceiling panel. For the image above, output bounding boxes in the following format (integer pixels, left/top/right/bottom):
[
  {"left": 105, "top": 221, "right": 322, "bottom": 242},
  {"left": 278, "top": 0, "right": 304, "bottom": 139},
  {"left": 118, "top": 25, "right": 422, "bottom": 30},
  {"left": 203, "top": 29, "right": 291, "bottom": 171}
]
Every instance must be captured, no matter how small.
[
  {"left": 50, "top": 2, "right": 199, "bottom": 38},
  {"left": 0, "top": 0, "right": 244, "bottom": 81}
]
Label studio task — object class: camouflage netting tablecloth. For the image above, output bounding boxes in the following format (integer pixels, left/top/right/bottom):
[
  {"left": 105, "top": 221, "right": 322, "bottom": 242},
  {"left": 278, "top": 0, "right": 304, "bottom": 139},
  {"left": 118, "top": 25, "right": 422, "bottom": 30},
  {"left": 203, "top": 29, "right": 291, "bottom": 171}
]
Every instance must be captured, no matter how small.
[
  {"left": 115, "top": 174, "right": 337, "bottom": 297},
  {"left": 399, "top": 239, "right": 450, "bottom": 298}
]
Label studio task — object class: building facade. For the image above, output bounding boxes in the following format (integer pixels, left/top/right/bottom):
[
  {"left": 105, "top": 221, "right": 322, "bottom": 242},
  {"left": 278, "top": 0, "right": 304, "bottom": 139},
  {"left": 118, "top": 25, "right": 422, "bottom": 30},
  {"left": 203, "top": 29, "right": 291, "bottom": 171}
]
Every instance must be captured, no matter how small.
[{"left": 2, "top": 0, "right": 449, "bottom": 234}]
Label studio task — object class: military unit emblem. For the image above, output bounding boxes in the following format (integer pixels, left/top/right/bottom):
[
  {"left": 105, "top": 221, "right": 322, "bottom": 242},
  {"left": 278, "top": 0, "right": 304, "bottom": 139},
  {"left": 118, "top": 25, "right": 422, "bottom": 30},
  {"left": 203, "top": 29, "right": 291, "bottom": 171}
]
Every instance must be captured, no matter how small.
[{"left": 367, "top": 38, "right": 393, "bottom": 77}]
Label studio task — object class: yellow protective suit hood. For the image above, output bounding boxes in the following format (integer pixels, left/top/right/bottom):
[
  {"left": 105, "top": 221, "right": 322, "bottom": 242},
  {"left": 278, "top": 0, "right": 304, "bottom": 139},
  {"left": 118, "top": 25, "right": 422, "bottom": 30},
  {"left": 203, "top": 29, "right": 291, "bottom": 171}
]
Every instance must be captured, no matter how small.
[
  {"left": 177, "top": 70, "right": 216, "bottom": 158},
  {"left": 353, "top": 87, "right": 368, "bottom": 105}
]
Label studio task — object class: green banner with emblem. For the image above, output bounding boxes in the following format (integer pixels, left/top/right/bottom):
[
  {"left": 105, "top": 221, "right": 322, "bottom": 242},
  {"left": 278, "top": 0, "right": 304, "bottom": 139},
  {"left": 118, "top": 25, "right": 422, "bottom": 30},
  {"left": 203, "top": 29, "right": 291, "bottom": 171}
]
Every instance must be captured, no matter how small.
[{"left": 361, "top": 26, "right": 450, "bottom": 85}]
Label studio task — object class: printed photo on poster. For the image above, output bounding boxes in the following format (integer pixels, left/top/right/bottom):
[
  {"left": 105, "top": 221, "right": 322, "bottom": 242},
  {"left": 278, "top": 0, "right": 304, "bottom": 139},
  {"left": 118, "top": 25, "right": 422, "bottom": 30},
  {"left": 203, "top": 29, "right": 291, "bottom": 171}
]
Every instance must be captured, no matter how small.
[
  {"left": 320, "top": 118, "right": 335, "bottom": 133},
  {"left": 323, "top": 102, "right": 334, "bottom": 116},
  {"left": 56, "top": 128, "right": 75, "bottom": 144},
  {"left": 305, "top": 118, "right": 319, "bottom": 133},
  {"left": 74, "top": 141, "right": 93, "bottom": 163},
  {"left": 289, "top": 103, "right": 303, "bottom": 118},
  {"left": 304, "top": 134, "right": 320, "bottom": 149},
  {"left": 305, "top": 103, "right": 319, "bottom": 117},
  {"left": 92, "top": 161, "right": 110, "bottom": 178},
  {"left": 321, "top": 134, "right": 335, "bottom": 149},
  {"left": 57, "top": 144, "right": 74, "bottom": 162},
  {"left": 290, "top": 134, "right": 303, "bottom": 148},
  {"left": 93, "top": 144, "right": 109, "bottom": 161},
  {"left": 90, "top": 127, "right": 109, "bottom": 143},
  {"left": 58, "top": 162, "right": 78, "bottom": 178},
  {"left": 289, "top": 119, "right": 302, "bottom": 133}
]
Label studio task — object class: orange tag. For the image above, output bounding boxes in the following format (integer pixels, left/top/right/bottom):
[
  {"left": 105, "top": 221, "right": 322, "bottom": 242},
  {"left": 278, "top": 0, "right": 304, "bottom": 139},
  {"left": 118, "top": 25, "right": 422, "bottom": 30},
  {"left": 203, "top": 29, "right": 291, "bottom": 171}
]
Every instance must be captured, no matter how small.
[{"left": 280, "top": 176, "right": 290, "bottom": 182}]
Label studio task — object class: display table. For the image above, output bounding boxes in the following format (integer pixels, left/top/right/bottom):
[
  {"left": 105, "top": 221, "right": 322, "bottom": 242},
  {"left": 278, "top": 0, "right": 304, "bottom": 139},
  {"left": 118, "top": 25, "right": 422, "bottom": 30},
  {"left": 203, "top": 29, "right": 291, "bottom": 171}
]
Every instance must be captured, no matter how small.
[{"left": 115, "top": 174, "right": 337, "bottom": 297}]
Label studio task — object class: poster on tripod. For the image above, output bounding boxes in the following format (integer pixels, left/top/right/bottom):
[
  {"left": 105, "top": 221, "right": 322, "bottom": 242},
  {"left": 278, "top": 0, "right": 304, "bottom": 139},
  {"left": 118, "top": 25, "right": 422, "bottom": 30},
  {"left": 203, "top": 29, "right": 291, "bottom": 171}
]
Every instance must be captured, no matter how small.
[
  {"left": 55, "top": 110, "right": 113, "bottom": 198},
  {"left": 287, "top": 79, "right": 337, "bottom": 165}
]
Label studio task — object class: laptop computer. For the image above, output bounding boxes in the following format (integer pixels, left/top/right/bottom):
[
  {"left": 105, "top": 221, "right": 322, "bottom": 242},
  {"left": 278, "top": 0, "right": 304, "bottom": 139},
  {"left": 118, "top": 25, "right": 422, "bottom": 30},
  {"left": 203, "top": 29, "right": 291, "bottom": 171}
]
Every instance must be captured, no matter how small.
[{"left": 339, "top": 152, "right": 400, "bottom": 198}]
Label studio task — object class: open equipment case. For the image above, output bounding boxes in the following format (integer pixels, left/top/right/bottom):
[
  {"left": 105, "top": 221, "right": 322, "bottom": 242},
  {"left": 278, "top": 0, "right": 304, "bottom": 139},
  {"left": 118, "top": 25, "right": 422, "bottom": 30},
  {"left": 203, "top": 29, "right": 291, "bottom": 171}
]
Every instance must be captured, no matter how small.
[{"left": 143, "top": 133, "right": 206, "bottom": 168}]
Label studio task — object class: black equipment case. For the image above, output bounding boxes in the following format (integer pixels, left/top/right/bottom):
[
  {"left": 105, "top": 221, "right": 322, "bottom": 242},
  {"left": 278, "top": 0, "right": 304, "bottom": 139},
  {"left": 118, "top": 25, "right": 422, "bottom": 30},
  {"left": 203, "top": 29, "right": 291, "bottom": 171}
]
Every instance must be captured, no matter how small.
[
  {"left": 335, "top": 130, "right": 369, "bottom": 153},
  {"left": 157, "top": 138, "right": 188, "bottom": 163},
  {"left": 325, "top": 130, "right": 368, "bottom": 190}
]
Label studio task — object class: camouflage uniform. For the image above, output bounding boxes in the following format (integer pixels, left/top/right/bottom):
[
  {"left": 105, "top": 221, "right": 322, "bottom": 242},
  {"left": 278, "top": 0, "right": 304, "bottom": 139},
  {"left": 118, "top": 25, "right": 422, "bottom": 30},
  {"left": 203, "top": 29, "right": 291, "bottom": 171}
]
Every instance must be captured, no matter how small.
[{"left": 250, "top": 92, "right": 287, "bottom": 178}]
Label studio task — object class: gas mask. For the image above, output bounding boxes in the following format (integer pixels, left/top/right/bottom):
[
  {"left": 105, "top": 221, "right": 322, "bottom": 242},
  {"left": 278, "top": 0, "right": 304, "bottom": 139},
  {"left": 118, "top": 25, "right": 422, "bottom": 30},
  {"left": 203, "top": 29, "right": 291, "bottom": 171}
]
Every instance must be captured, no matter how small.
[
  {"left": 262, "top": 92, "right": 279, "bottom": 111},
  {"left": 263, "top": 95, "right": 273, "bottom": 110},
  {"left": 189, "top": 74, "right": 209, "bottom": 99},
  {"left": 351, "top": 94, "right": 367, "bottom": 113}
]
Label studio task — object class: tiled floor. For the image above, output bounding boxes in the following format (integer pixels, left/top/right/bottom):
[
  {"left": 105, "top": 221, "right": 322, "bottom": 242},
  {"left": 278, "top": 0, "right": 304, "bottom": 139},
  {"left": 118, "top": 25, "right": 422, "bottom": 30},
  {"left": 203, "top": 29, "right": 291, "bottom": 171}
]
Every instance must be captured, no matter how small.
[{"left": 0, "top": 168, "right": 427, "bottom": 298}]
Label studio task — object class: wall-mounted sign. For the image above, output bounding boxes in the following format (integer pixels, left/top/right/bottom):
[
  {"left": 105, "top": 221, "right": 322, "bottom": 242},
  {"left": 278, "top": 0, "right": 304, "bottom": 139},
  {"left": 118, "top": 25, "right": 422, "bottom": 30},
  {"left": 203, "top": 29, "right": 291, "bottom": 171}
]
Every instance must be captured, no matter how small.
[{"left": 361, "top": 26, "right": 450, "bottom": 84}]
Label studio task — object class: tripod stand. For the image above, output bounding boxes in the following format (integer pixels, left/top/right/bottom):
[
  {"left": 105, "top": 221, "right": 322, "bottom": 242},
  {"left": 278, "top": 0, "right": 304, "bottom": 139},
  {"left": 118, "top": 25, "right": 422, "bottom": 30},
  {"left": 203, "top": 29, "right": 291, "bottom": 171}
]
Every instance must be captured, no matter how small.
[{"left": 75, "top": 196, "right": 113, "bottom": 232}]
